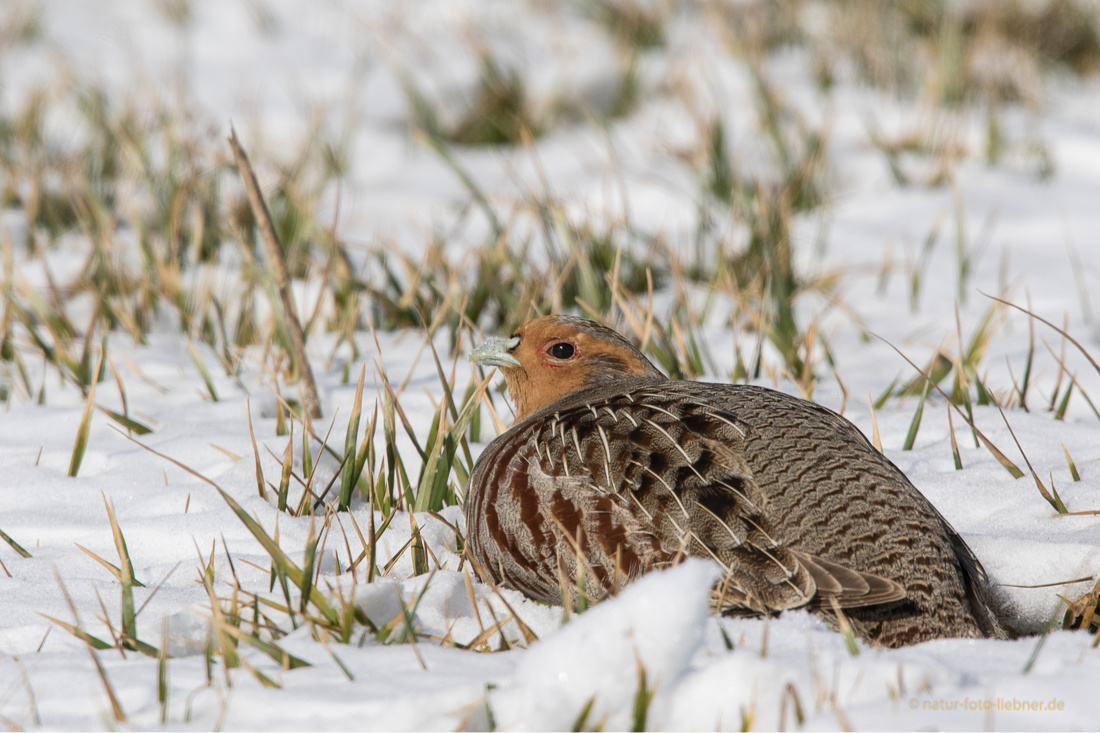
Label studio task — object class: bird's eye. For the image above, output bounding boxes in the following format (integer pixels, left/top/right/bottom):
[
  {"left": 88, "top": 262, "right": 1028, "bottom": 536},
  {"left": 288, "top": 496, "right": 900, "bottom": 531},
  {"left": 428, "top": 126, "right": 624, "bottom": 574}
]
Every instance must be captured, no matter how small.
[{"left": 548, "top": 342, "right": 575, "bottom": 360}]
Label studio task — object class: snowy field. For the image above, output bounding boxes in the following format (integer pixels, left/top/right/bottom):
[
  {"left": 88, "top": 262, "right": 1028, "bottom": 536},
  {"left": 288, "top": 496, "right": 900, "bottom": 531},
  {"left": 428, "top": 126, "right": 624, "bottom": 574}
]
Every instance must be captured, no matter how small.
[{"left": 2, "top": 1, "right": 1100, "bottom": 730}]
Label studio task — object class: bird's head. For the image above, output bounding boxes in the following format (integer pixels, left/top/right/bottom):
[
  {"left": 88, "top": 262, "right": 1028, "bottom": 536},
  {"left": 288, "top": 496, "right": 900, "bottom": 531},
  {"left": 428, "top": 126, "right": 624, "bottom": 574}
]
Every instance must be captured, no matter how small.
[{"left": 469, "top": 315, "right": 666, "bottom": 421}]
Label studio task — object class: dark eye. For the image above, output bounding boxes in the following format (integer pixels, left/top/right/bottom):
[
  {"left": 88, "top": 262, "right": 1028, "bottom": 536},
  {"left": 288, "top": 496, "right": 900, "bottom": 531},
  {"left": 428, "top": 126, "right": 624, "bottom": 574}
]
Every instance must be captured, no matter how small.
[{"left": 548, "top": 342, "right": 575, "bottom": 360}]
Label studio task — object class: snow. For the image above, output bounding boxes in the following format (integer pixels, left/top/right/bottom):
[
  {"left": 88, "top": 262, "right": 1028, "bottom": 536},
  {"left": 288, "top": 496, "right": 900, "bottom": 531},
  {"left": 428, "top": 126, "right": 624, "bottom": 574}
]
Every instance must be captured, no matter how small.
[{"left": 2, "top": 1, "right": 1100, "bottom": 730}]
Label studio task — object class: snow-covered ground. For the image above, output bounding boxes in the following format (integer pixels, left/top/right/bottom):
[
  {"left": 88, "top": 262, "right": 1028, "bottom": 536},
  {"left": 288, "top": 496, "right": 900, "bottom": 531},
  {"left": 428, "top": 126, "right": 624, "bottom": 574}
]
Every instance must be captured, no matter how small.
[{"left": 2, "top": 1, "right": 1100, "bottom": 730}]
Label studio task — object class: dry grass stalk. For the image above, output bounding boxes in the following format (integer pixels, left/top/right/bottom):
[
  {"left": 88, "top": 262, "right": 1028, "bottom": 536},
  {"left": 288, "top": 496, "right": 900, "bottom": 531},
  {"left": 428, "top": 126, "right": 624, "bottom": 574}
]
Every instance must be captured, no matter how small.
[{"left": 227, "top": 127, "right": 322, "bottom": 424}]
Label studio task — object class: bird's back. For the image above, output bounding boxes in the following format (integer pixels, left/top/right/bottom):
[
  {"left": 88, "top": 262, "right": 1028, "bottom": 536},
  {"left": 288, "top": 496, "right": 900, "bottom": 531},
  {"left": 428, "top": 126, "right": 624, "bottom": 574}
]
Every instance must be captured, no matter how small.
[{"left": 686, "top": 383, "right": 1008, "bottom": 646}]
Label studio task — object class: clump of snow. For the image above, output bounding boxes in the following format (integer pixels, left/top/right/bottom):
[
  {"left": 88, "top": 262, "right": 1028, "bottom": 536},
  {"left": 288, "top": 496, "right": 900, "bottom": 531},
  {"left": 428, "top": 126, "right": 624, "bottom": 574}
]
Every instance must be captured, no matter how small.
[{"left": 490, "top": 560, "right": 720, "bottom": 730}]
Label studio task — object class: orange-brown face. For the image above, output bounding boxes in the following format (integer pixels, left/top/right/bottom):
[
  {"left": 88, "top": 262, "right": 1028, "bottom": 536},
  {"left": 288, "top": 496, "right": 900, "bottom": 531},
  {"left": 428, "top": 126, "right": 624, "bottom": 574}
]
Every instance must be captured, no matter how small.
[{"left": 469, "top": 315, "right": 665, "bottom": 421}]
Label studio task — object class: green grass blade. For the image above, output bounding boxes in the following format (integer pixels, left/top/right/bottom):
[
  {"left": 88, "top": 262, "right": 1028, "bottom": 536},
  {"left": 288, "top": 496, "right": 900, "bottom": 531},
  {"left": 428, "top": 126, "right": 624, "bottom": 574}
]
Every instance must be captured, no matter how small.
[
  {"left": 246, "top": 397, "right": 269, "bottom": 500},
  {"left": 97, "top": 494, "right": 143, "bottom": 646},
  {"left": 902, "top": 380, "right": 931, "bottom": 451},
  {"left": 299, "top": 519, "right": 318, "bottom": 614},
  {"left": 1062, "top": 443, "right": 1081, "bottom": 482},
  {"left": 222, "top": 623, "right": 311, "bottom": 670},
  {"left": 996, "top": 404, "right": 1066, "bottom": 513},
  {"left": 69, "top": 348, "right": 104, "bottom": 477},
  {"left": 95, "top": 405, "right": 154, "bottom": 435},
  {"left": 158, "top": 619, "right": 169, "bottom": 724},
  {"left": 301, "top": 428, "right": 313, "bottom": 485},
  {"left": 37, "top": 613, "right": 113, "bottom": 650},
  {"left": 947, "top": 407, "right": 963, "bottom": 470},
  {"left": 187, "top": 342, "right": 219, "bottom": 402},
  {"left": 631, "top": 661, "right": 653, "bottom": 732},
  {"left": 278, "top": 431, "right": 293, "bottom": 513},
  {"left": 339, "top": 365, "right": 366, "bottom": 510},
  {"left": 0, "top": 526, "right": 32, "bottom": 558},
  {"left": 1054, "top": 381, "right": 1073, "bottom": 421},
  {"left": 572, "top": 696, "right": 596, "bottom": 732},
  {"left": 409, "top": 513, "right": 429, "bottom": 577}
]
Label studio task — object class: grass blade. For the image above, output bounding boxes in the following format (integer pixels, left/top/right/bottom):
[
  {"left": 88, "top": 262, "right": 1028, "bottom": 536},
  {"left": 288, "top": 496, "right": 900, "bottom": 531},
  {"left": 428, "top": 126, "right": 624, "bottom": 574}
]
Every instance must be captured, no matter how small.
[
  {"left": 0, "top": 526, "right": 32, "bottom": 558},
  {"left": 247, "top": 396, "right": 269, "bottom": 500},
  {"left": 983, "top": 291, "right": 1100, "bottom": 380},
  {"left": 36, "top": 613, "right": 112, "bottom": 650},
  {"left": 947, "top": 407, "right": 963, "bottom": 470},
  {"left": 187, "top": 342, "right": 219, "bottom": 402},
  {"left": 300, "top": 519, "right": 318, "bottom": 614},
  {"left": 101, "top": 493, "right": 141, "bottom": 643},
  {"left": 158, "top": 618, "right": 169, "bottom": 724},
  {"left": 69, "top": 347, "right": 104, "bottom": 477},
  {"left": 339, "top": 365, "right": 366, "bottom": 510},
  {"left": 902, "top": 380, "right": 931, "bottom": 451},
  {"left": 1062, "top": 443, "right": 1081, "bottom": 482},
  {"left": 867, "top": 394, "right": 883, "bottom": 453},
  {"left": 996, "top": 404, "right": 1067, "bottom": 513},
  {"left": 1054, "top": 380, "right": 1074, "bottom": 421},
  {"left": 631, "top": 659, "right": 653, "bottom": 732},
  {"left": 278, "top": 427, "right": 293, "bottom": 512}
]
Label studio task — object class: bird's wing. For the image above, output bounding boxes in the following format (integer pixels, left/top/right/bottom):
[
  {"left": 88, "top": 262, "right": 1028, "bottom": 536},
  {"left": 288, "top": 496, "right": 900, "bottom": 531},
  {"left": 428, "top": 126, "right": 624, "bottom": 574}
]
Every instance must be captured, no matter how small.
[{"left": 518, "top": 387, "right": 904, "bottom": 614}]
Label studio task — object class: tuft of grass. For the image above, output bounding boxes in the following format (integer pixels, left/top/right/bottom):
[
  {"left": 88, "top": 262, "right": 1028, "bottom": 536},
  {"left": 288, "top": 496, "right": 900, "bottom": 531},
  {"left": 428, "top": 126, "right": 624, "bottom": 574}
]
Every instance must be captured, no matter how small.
[
  {"left": 413, "top": 327, "right": 475, "bottom": 512},
  {"left": 587, "top": 0, "right": 666, "bottom": 51},
  {"left": 450, "top": 57, "right": 538, "bottom": 147},
  {"left": 63, "top": 495, "right": 167, "bottom": 658},
  {"left": 116, "top": 432, "right": 515, "bottom": 658},
  {"left": 688, "top": 71, "right": 832, "bottom": 383},
  {"left": 866, "top": 116, "right": 964, "bottom": 189},
  {"left": 985, "top": 292, "right": 1100, "bottom": 412},
  {"left": 890, "top": 300, "right": 1006, "bottom": 412},
  {"left": 821, "top": 0, "right": 1092, "bottom": 105},
  {"left": 403, "top": 55, "right": 541, "bottom": 148},
  {"left": 878, "top": 334, "right": 1026, "bottom": 480}
]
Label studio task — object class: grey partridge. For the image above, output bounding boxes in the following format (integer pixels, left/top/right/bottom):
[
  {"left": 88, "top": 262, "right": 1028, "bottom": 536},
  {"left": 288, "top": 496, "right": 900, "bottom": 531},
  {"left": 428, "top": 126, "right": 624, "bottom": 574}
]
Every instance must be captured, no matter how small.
[{"left": 465, "top": 315, "right": 1009, "bottom": 647}]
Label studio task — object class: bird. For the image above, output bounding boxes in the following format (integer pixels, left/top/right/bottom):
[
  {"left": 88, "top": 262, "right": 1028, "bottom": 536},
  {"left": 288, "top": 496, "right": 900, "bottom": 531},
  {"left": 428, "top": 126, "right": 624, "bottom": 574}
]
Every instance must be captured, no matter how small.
[{"left": 464, "top": 314, "right": 1010, "bottom": 648}]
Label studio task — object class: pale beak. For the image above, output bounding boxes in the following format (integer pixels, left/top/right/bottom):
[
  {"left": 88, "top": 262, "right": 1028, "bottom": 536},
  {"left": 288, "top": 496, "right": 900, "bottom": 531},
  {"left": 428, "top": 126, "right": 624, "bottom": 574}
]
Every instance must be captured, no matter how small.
[{"left": 469, "top": 336, "right": 522, "bottom": 369}]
